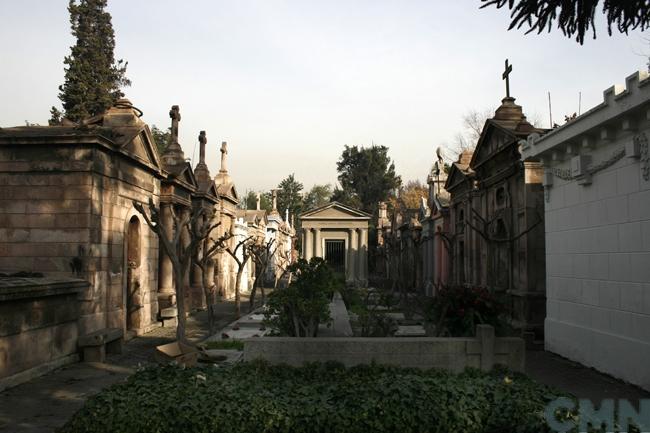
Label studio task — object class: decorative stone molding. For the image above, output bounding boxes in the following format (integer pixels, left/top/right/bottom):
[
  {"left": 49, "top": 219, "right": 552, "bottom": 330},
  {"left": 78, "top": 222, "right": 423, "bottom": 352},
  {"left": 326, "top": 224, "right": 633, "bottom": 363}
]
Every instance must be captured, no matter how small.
[
  {"left": 587, "top": 147, "right": 626, "bottom": 175},
  {"left": 548, "top": 147, "right": 625, "bottom": 183},
  {"left": 636, "top": 132, "right": 650, "bottom": 181},
  {"left": 549, "top": 167, "right": 572, "bottom": 181},
  {"left": 542, "top": 147, "right": 626, "bottom": 201}
]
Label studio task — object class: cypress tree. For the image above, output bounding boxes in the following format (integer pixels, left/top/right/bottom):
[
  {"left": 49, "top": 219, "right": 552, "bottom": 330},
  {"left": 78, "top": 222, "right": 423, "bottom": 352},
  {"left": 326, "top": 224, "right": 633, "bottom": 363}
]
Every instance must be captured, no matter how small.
[{"left": 53, "top": 0, "right": 130, "bottom": 123}]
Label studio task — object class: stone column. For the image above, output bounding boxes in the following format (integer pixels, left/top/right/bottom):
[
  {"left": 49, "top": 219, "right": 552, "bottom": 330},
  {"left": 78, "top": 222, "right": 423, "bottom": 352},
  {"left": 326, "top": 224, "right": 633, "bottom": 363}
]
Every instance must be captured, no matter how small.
[
  {"left": 205, "top": 213, "right": 219, "bottom": 300},
  {"left": 181, "top": 208, "right": 192, "bottom": 289},
  {"left": 347, "top": 228, "right": 357, "bottom": 284},
  {"left": 304, "top": 228, "right": 313, "bottom": 261},
  {"left": 358, "top": 228, "right": 368, "bottom": 285},
  {"left": 313, "top": 228, "right": 321, "bottom": 258},
  {"left": 158, "top": 203, "right": 174, "bottom": 297},
  {"left": 157, "top": 203, "right": 177, "bottom": 323},
  {"left": 191, "top": 215, "right": 204, "bottom": 288}
]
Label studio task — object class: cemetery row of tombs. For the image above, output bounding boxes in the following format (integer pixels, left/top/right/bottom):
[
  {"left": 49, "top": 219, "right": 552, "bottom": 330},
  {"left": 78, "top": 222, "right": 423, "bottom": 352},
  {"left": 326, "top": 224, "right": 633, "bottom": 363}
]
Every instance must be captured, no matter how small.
[
  {"left": 0, "top": 100, "right": 294, "bottom": 387},
  {"left": 366, "top": 70, "right": 650, "bottom": 390},
  {"left": 0, "top": 69, "right": 649, "bottom": 391}
]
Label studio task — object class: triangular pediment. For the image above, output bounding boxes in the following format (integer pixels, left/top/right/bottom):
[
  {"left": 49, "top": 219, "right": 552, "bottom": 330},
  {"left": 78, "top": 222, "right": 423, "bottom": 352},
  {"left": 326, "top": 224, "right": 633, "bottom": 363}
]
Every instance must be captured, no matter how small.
[
  {"left": 470, "top": 121, "right": 518, "bottom": 169},
  {"left": 445, "top": 163, "right": 471, "bottom": 192},
  {"left": 229, "top": 184, "right": 239, "bottom": 201},
  {"left": 217, "top": 183, "right": 239, "bottom": 204},
  {"left": 301, "top": 202, "right": 371, "bottom": 220},
  {"left": 119, "top": 126, "right": 163, "bottom": 172},
  {"left": 181, "top": 162, "right": 198, "bottom": 189},
  {"left": 205, "top": 183, "right": 219, "bottom": 201}
]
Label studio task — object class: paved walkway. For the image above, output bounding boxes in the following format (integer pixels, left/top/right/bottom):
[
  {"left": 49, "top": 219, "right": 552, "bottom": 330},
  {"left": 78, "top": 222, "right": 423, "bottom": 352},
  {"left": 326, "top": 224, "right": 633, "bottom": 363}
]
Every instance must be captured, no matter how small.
[
  {"left": 0, "top": 295, "right": 260, "bottom": 433},
  {"left": 525, "top": 350, "right": 649, "bottom": 401},
  {"left": 319, "top": 292, "right": 353, "bottom": 337}
]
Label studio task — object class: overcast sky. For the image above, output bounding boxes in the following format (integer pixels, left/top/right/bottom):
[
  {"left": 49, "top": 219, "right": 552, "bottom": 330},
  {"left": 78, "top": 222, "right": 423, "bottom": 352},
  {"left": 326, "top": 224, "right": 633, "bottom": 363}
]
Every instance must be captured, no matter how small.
[{"left": 1, "top": 1, "right": 648, "bottom": 193}]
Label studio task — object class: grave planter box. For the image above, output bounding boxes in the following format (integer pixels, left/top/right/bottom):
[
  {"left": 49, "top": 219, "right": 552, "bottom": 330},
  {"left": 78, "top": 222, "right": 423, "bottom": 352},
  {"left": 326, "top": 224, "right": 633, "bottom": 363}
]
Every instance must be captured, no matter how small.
[{"left": 154, "top": 341, "right": 198, "bottom": 367}]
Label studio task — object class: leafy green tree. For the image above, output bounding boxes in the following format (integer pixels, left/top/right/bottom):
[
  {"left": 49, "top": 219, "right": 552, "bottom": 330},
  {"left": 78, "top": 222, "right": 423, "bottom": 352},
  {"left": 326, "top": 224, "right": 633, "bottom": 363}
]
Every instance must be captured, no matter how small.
[
  {"left": 303, "top": 184, "right": 333, "bottom": 211},
  {"left": 243, "top": 190, "right": 272, "bottom": 211},
  {"left": 48, "top": 107, "right": 63, "bottom": 126},
  {"left": 336, "top": 145, "right": 401, "bottom": 215},
  {"left": 481, "top": 0, "right": 649, "bottom": 44},
  {"left": 150, "top": 125, "right": 171, "bottom": 155},
  {"left": 52, "top": 0, "right": 131, "bottom": 122},
  {"left": 331, "top": 186, "right": 362, "bottom": 209},
  {"left": 277, "top": 174, "right": 303, "bottom": 218},
  {"left": 264, "top": 258, "right": 338, "bottom": 337}
]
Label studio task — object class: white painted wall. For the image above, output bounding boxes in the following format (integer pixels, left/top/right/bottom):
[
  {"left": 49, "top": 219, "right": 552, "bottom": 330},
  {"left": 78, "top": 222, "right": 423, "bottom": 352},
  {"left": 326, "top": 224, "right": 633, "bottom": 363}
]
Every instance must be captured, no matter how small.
[
  {"left": 522, "top": 71, "right": 650, "bottom": 391},
  {"left": 544, "top": 145, "right": 650, "bottom": 390}
]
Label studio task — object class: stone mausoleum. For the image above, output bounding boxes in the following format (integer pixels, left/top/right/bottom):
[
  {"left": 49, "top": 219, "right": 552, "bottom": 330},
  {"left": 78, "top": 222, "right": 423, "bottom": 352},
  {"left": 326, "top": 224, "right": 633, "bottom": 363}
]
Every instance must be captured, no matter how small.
[
  {"left": 300, "top": 202, "right": 370, "bottom": 286},
  {"left": 521, "top": 70, "right": 650, "bottom": 390},
  {"left": 0, "top": 99, "right": 294, "bottom": 387}
]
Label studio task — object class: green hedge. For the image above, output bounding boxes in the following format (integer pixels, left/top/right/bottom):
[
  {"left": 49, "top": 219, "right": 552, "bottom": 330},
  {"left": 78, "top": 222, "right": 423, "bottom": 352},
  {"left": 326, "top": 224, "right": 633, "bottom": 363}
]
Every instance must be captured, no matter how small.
[{"left": 59, "top": 361, "right": 568, "bottom": 433}]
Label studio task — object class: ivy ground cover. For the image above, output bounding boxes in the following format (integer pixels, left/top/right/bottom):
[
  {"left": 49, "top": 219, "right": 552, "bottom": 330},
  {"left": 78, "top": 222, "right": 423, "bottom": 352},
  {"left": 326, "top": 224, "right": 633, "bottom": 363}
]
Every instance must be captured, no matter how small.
[{"left": 59, "top": 361, "right": 568, "bottom": 433}]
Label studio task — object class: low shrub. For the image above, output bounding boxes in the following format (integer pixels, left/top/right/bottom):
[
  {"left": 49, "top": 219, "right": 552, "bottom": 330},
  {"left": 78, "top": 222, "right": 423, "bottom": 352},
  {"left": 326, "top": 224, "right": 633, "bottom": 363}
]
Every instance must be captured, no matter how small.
[
  {"left": 342, "top": 287, "right": 399, "bottom": 336},
  {"left": 264, "top": 257, "right": 340, "bottom": 337},
  {"left": 58, "top": 361, "right": 572, "bottom": 433},
  {"left": 351, "top": 306, "right": 396, "bottom": 336},
  {"left": 425, "top": 285, "right": 505, "bottom": 337}
]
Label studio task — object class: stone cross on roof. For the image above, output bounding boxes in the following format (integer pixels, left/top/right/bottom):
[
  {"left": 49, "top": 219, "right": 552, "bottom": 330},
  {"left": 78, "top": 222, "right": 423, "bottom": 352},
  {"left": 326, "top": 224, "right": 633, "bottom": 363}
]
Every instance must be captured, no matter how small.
[
  {"left": 502, "top": 59, "right": 513, "bottom": 98},
  {"left": 220, "top": 141, "right": 228, "bottom": 173},
  {"left": 198, "top": 131, "right": 207, "bottom": 164},
  {"left": 194, "top": 130, "right": 212, "bottom": 188},
  {"left": 169, "top": 105, "right": 181, "bottom": 145},
  {"left": 161, "top": 104, "right": 185, "bottom": 165}
]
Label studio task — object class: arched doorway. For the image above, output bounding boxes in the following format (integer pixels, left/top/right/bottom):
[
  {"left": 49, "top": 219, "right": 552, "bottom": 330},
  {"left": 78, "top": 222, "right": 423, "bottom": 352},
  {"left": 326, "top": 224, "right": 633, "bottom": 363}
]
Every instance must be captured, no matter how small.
[{"left": 126, "top": 216, "right": 141, "bottom": 331}]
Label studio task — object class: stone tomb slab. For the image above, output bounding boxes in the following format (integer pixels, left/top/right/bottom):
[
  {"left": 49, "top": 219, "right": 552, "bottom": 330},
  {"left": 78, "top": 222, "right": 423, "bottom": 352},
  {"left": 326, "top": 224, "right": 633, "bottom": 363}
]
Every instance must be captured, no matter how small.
[
  {"left": 385, "top": 312, "right": 405, "bottom": 321},
  {"left": 235, "top": 313, "right": 268, "bottom": 329},
  {"left": 221, "top": 327, "right": 269, "bottom": 339},
  {"left": 394, "top": 325, "right": 426, "bottom": 337}
]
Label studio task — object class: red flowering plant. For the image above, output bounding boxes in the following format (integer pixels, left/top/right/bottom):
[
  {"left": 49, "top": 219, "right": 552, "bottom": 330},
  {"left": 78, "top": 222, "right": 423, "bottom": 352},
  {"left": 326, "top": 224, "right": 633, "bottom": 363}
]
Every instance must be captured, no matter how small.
[{"left": 425, "top": 285, "right": 506, "bottom": 337}]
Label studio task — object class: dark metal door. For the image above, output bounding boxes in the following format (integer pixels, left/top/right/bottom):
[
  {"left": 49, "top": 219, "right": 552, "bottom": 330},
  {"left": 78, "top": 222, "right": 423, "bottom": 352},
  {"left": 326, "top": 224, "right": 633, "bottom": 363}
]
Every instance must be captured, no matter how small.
[{"left": 325, "top": 240, "right": 346, "bottom": 273}]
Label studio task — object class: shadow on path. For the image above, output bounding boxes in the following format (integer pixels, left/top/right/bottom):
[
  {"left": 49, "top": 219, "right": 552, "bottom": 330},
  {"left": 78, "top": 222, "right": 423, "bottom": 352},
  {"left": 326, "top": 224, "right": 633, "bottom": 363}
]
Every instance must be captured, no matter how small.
[
  {"left": 525, "top": 350, "right": 650, "bottom": 401},
  {"left": 0, "top": 294, "right": 262, "bottom": 433}
]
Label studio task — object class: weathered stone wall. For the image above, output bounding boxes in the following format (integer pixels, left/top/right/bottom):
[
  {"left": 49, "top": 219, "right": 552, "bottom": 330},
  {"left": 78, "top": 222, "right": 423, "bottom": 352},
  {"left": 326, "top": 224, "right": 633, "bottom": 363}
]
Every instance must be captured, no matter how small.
[
  {"left": 0, "top": 145, "right": 96, "bottom": 276},
  {"left": 0, "top": 142, "right": 161, "bottom": 336},
  {"left": 0, "top": 277, "right": 88, "bottom": 390},
  {"left": 244, "top": 325, "right": 525, "bottom": 372},
  {"left": 82, "top": 147, "right": 160, "bottom": 335}
]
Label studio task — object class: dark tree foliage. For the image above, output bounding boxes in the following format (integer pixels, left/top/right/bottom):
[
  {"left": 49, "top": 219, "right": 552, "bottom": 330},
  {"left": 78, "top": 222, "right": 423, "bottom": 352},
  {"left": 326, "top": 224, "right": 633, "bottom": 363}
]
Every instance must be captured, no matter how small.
[
  {"left": 303, "top": 184, "right": 333, "bottom": 211},
  {"left": 244, "top": 190, "right": 273, "bottom": 211},
  {"left": 481, "top": 0, "right": 650, "bottom": 44},
  {"left": 54, "top": 0, "right": 131, "bottom": 122},
  {"left": 277, "top": 174, "right": 304, "bottom": 219},
  {"left": 150, "top": 125, "right": 171, "bottom": 155},
  {"left": 336, "top": 145, "right": 401, "bottom": 215},
  {"left": 331, "top": 186, "right": 362, "bottom": 209},
  {"left": 48, "top": 107, "right": 63, "bottom": 126}
]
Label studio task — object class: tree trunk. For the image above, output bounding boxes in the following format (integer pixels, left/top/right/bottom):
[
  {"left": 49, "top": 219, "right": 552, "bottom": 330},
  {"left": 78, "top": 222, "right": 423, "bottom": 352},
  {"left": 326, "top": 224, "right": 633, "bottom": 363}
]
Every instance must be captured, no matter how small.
[
  {"left": 292, "top": 312, "right": 301, "bottom": 337},
  {"left": 235, "top": 267, "right": 244, "bottom": 319},
  {"left": 202, "top": 284, "right": 217, "bottom": 335},
  {"left": 174, "top": 269, "right": 189, "bottom": 344},
  {"left": 248, "top": 275, "right": 259, "bottom": 310}
]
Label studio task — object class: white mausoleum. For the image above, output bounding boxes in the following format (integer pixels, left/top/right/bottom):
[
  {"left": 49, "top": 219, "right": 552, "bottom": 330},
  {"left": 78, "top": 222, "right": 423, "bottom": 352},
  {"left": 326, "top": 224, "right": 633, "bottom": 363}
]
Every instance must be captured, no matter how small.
[
  {"left": 521, "top": 70, "right": 650, "bottom": 390},
  {"left": 300, "top": 202, "right": 371, "bottom": 286}
]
